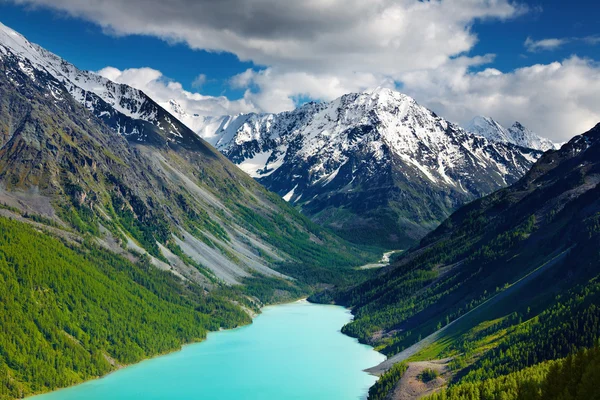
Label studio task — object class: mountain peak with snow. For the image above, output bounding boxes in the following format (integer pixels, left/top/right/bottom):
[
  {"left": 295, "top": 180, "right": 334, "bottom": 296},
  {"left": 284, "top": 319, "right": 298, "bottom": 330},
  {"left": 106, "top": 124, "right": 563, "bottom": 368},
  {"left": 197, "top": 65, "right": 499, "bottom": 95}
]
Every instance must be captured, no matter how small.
[
  {"left": 0, "top": 21, "right": 205, "bottom": 148},
  {"left": 466, "top": 116, "right": 558, "bottom": 152},
  {"left": 174, "top": 88, "right": 543, "bottom": 247},
  {"left": 0, "top": 18, "right": 544, "bottom": 248}
]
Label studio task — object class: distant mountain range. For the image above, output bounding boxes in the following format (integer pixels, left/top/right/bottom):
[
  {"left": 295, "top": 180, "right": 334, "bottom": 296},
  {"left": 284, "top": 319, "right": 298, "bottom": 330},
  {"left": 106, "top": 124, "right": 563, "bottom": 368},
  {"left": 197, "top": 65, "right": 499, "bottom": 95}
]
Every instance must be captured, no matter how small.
[
  {"left": 164, "top": 91, "right": 545, "bottom": 248},
  {"left": 465, "top": 115, "right": 558, "bottom": 152}
]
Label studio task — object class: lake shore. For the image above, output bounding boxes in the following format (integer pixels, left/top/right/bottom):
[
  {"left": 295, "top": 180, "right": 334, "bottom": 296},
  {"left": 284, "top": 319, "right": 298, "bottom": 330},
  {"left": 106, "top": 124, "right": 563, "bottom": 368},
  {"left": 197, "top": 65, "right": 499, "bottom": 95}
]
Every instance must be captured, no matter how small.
[
  {"left": 32, "top": 300, "right": 385, "bottom": 400},
  {"left": 28, "top": 295, "right": 312, "bottom": 399}
]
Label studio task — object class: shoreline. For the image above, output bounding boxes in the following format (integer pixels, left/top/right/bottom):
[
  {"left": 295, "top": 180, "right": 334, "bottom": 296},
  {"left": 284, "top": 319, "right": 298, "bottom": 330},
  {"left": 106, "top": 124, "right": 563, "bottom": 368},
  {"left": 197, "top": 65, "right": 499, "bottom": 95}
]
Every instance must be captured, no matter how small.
[
  {"left": 27, "top": 295, "right": 311, "bottom": 399},
  {"left": 28, "top": 295, "right": 384, "bottom": 400}
]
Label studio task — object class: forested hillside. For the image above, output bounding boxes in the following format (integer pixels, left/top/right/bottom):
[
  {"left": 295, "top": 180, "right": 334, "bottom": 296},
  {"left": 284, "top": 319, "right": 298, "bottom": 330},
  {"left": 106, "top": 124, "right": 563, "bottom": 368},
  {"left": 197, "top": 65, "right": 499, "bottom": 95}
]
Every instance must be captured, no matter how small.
[
  {"left": 0, "top": 216, "right": 254, "bottom": 399},
  {"left": 325, "top": 123, "right": 600, "bottom": 399}
]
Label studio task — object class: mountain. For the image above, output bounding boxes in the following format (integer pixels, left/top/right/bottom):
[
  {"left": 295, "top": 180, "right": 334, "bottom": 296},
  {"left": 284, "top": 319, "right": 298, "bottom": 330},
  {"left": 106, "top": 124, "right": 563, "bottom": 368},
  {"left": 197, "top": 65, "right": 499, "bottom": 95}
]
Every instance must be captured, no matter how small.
[
  {"left": 0, "top": 21, "right": 377, "bottom": 398},
  {"left": 0, "top": 22, "right": 202, "bottom": 148},
  {"left": 164, "top": 90, "right": 543, "bottom": 249},
  {"left": 466, "top": 115, "right": 558, "bottom": 151},
  {"left": 326, "top": 123, "right": 600, "bottom": 399},
  {"left": 0, "top": 20, "right": 373, "bottom": 285}
]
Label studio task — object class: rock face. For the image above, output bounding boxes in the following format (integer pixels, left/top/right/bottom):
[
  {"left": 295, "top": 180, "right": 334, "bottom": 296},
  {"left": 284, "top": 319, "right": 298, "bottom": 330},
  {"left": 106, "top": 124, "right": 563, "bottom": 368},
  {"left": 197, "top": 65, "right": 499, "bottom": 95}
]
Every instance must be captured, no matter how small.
[
  {"left": 465, "top": 116, "right": 558, "bottom": 152},
  {"left": 0, "top": 21, "right": 368, "bottom": 285},
  {"left": 166, "top": 90, "right": 543, "bottom": 248}
]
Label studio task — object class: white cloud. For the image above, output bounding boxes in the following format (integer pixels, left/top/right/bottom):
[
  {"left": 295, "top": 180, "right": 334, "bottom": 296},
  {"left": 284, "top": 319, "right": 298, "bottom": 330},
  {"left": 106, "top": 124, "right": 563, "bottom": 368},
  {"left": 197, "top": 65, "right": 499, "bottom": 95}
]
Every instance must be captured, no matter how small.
[
  {"left": 9, "top": 0, "right": 524, "bottom": 76},
  {"left": 95, "top": 53, "right": 600, "bottom": 143},
  {"left": 524, "top": 37, "right": 569, "bottom": 52},
  {"left": 230, "top": 68, "right": 396, "bottom": 113},
  {"left": 400, "top": 56, "right": 600, "bottom": 142},
  {"left": 524, "top": 35, "right": 600, "bottom": 52},
  {"left": 583, "top": 36, "right": 600, "bottom": 45},
  {"left": 97, "top": 67, "right": 257, "bottom": 117},
  {"left": 191, "top": 73, "right": 207, "bottom": 89}
]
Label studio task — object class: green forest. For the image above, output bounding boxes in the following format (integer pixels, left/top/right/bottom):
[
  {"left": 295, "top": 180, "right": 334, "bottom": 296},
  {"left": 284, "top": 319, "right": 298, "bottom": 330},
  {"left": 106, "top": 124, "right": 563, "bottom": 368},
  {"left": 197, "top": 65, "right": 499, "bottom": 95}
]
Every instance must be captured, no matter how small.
[
  {"left": 0, "top": 217, "right": 251, "bottom": 399},
  {"left": 427, "top": 344, "right": 600, "bottom": 400}
]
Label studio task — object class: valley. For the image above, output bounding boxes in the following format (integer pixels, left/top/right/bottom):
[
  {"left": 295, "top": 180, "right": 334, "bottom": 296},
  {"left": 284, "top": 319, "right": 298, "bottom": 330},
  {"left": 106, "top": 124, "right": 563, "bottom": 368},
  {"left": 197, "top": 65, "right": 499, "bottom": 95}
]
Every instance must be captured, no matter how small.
[
  {"left": 164, "top": 91, "right": 544, "bottom": 249},
  {"left": 0, "top": 12, "right": 598, "bottom": 400},
  {"left": 358, "top": 250, "right": 400, "bottom": 270}
]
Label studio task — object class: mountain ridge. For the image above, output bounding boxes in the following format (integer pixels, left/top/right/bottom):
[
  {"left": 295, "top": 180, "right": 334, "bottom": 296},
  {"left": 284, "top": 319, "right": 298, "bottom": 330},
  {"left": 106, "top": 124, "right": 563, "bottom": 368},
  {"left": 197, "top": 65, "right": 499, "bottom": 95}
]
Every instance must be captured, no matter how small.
[{"left": 0, "top": 20, "right": 544, "bottom": 249}]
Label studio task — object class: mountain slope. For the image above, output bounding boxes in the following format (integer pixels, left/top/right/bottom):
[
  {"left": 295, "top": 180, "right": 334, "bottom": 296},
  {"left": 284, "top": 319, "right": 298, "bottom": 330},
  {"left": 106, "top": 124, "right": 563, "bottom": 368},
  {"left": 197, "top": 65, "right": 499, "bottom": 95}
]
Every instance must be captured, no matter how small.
[
  {"left": 466, "top": 116, "right": 558, "bottom": 151},
  {"left": 166, "top": 90, "right": 542, "bottom": 248},
  {"left": 328, "top": 123, "right": 600, "bottom": 398},
  {"left": 1, "top": 20, "right": 540, "bottom": 251},
  {"left": 0, "top": 20, "right": 374, "bottom": 287}
]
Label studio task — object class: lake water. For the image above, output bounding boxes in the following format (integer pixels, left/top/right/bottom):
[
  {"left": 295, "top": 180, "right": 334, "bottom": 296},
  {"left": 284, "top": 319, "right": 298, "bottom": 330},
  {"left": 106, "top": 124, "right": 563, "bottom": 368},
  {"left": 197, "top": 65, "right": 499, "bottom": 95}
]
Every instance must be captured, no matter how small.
[{"left": 32, "top": 300, "right": 385, "bottom": 400}]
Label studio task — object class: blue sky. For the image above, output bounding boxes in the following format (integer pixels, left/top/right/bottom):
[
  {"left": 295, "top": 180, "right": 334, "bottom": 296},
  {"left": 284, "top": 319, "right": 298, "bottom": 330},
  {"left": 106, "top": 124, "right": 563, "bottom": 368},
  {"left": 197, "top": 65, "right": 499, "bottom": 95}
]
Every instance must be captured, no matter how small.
[
  {"left": 0, "top": 3, "right": 252, "bottom": 98},
  {"left": 0, "top": 0, "right": 598, "bottom": 140}
]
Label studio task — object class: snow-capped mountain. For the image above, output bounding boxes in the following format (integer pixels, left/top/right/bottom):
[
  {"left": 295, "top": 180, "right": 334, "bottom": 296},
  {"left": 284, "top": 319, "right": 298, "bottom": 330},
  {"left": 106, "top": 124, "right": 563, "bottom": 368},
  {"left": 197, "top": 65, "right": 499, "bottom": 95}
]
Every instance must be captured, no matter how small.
[
  {"left": 166, "top": 90, "right": 543, "bottom": 247},
  {"left": 0, "top": 21, "right": 197, "bottom": 148},
  {"left": 0, "top": 21, "right": 544, "bottom": 248},
  {"left": 466, "top": 116, "right": 558, "bottom": 152}
]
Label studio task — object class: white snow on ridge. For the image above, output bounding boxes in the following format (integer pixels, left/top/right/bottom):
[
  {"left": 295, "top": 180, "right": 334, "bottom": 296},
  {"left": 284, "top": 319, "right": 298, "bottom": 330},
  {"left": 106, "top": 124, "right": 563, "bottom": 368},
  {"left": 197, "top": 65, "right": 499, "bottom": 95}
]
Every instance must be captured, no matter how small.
[
  {"left": 283, "top": 185, "right": 298, "bottom": 202},
  {"left": 238, "top": 151, "right": 275, "bottom": 178},
  {"left": 0, "top": 21, "right": 166, "bottom": 131},
  {"left": 166, "top": 87, "right": 543, "bottom": 205},
  {"left": 466, "top": 116, "right": 558, "bottom": 152}
]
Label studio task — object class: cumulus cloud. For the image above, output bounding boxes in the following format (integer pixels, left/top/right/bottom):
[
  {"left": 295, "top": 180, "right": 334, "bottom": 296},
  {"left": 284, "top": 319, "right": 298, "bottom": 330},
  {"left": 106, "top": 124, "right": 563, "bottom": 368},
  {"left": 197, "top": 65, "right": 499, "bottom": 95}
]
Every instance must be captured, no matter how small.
[
  {"left": 8, "top": 0, "right": 524, "bottom": 76},
  {"left": 401, "top": 56, "right": 600, "bottom": 142},
  {"left": 97, "top": 67, "right": 257, "bottom": 117},
  {"left": 230, "top": 68, "right": 396, "bottom": 113}
]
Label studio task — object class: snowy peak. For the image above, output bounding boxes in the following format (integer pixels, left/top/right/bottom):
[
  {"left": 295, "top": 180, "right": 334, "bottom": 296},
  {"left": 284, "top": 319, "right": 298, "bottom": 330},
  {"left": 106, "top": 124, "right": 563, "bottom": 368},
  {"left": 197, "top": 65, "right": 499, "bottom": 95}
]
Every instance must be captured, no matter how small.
[
  {"left": 167, "top": 99, "right": 188, "bottom": 117},
  {"left": 465, "top": 116, "right": 510, "bottom": 143},
  {"left": 0, "top": 21, "right": 203, "bottom": 148},
  {"left": 466, "top": 116, "right": 557, "bottom": 152},
  {"left": 174, "top": 87, "right": 543, "bottom": 247}
]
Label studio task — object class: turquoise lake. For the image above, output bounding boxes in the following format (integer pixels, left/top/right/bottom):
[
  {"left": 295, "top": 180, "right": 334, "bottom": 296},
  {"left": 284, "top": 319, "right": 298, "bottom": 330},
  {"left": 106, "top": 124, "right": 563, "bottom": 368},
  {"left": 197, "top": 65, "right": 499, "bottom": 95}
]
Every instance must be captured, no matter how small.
[{"left": 32, "top": 300, "right": 386, "bottom": 400}]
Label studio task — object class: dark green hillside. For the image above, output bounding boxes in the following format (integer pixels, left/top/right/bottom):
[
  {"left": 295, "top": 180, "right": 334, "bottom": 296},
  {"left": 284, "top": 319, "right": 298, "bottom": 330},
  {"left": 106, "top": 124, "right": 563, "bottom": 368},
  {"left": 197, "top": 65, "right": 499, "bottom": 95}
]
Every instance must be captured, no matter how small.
[
  {"left": 328, "top": 124, "right": 600, "bottom": 398},
  {"left": 0, "top": 216, "right": 250, "bottom": 399},
  {"left": 427, "top": 343, "right": 600, "bottom": 400}
]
